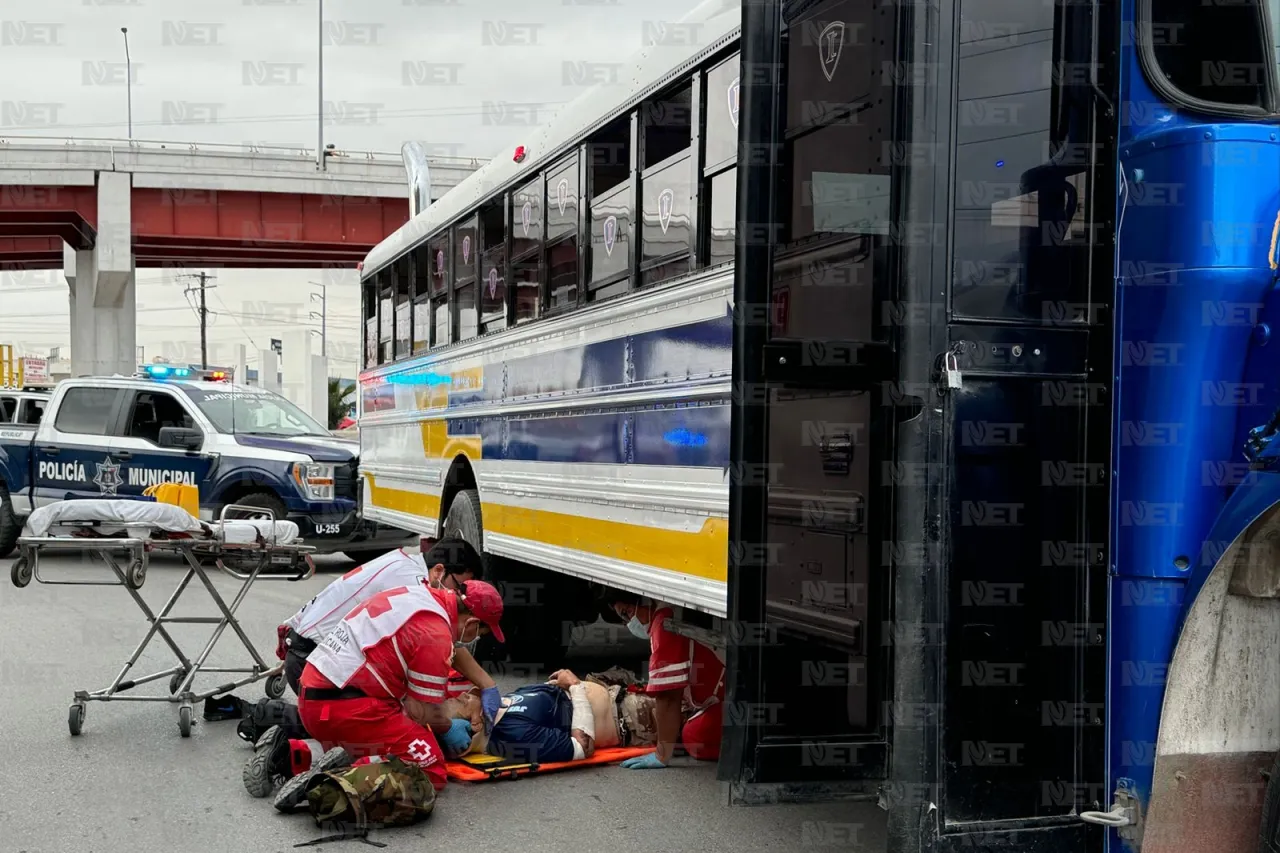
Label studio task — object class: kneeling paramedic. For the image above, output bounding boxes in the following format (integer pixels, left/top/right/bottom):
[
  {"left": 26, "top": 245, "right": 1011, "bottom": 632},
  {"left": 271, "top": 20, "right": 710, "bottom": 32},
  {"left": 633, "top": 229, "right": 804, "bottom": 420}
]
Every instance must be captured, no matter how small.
[
  {"left": 608, "top": 591, "right": 725, "bottom": 769},
  {"left": 277, "top": 537, "right": 483, "bottom": 695},
  {"left": 246, "top": 579, "right": 505, "bottom": 811}
]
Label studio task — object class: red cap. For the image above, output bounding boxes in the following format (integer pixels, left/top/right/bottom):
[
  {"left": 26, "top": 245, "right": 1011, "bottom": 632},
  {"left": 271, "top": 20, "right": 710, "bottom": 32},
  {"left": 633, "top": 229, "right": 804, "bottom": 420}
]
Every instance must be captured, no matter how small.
[{"left": 459, "top": 580, "right": 505, "bottom": 644}]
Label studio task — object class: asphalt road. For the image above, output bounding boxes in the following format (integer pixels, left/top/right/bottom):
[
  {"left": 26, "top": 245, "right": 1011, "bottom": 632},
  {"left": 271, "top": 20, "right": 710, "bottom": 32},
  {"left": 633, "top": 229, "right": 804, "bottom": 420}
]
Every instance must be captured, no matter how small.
[{"left": 0, "top": 552, "right": 885, "bottom": 853}]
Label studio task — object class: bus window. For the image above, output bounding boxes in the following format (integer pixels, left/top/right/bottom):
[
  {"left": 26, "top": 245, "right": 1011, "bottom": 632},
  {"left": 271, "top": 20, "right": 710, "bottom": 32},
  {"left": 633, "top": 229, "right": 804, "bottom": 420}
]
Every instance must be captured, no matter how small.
[
  {"left": 590, "top": 182, "right": 632, "bottom": 298},
  {"left": 427, "top": 233, "right": 449, "bottom": 296},
  {"left": 513, "top": 254, "right": 541, "bottom": 323},
  {"left": 640, "top": 152, "right": 693, "bottom": 281},
  {"left": 641, "top": 81, "right": 691, "bottom": 169},
  {"left": 454, "top": 217, "right": 478, "bottom": 342},
  {"left": 411, "top": 245, "right": 430, "bottom": 354},
  {"left": 547, "top": 237, "right": 578, "bottom": 311},
  {"left": 703, "top": 52, "right": 739, "bottom": 175},
  {"left": 512, "top": 175, "right": 543, "bottom": 259},
  {"left": 378, "top": 273, "right": 393, "bottom": 363},
  {"left": 588, "top": 117, "right": 629, "bottom": 198},
  {"left": 393, "top": 254, "right": 411, "bottom": 358},
  {"left": 480, "top": 198, "right": 507, "bottom": 333},
  {"left": 704, "top": 168, "right": 736, "bottom": 268},
  {"left": 362, "top": 278, "right": 378, "bottom": 369},
  {"left": 546, "top": 155, "right": 579, "bottom": 242},
  {"left": 1146, "top": 0, "right": 1270, "bottom": 111},
  {"left": 951, "top": 0, "right": 1091, "bottom": 321}
]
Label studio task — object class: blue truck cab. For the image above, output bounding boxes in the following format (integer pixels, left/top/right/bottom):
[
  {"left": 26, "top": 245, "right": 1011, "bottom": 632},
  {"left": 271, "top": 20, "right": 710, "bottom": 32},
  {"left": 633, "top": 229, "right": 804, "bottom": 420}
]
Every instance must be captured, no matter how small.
[{"left": 0, "top": 369, "right": 413, "bottom": 559}]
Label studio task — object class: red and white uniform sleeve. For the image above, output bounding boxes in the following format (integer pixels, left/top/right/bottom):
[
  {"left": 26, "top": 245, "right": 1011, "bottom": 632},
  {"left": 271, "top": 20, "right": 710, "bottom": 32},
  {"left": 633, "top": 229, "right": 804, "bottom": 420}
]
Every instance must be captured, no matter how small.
[
  {"left": 645, "top": 607, "right": 691, "bottom": 694},
  {"left": 395, "top": 611, "right": 455, "bottom": 704}
]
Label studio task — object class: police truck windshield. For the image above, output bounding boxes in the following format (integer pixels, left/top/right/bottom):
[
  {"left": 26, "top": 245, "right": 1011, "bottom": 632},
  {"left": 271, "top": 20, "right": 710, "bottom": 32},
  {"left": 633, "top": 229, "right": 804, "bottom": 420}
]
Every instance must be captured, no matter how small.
[{"left": 181, "top": 388, "right": 330, "bottom": 437}]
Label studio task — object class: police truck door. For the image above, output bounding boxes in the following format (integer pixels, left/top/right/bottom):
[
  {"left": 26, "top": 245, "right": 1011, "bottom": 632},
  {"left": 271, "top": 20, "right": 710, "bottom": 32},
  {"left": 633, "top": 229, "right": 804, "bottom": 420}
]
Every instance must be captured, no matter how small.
[
  {"left": 110, "top": 389, "right": 215, "bottom": 503},
  {"left": 32, "top": 386, "right": 131, "bottom": 506}
]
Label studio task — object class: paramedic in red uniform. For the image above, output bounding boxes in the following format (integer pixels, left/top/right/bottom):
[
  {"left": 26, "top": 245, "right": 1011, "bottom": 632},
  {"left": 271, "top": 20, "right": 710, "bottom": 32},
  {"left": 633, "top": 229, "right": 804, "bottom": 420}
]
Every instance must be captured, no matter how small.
[
  {"left": 276, "top": 537, "right": 484, "bottom": 696},
  {"left": 249, "top": 579, "right": 504, "bottom": 811},
  {"left": 608, "top": 591, "right": 725, "bottom": 769}
]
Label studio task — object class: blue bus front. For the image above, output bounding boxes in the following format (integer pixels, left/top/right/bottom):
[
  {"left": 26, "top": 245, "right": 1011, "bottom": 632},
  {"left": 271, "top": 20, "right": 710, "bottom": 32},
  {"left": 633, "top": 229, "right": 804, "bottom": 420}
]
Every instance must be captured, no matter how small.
[{"left": 727, "top": 0, "right": 1280, "bottom": 851}]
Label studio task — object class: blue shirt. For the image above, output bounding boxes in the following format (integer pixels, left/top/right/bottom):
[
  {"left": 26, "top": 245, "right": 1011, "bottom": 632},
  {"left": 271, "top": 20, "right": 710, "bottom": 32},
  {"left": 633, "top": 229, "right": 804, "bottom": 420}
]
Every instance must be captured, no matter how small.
[{"left": 487, "top": 683, "right": 575, "bottom": 764}]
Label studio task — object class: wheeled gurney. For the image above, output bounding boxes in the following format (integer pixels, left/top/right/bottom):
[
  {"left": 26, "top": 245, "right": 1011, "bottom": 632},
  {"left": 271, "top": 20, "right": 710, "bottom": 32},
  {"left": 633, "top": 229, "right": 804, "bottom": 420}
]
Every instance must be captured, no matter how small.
[{"left": 8, "top": 499, "right": 317, "bottom": 738}]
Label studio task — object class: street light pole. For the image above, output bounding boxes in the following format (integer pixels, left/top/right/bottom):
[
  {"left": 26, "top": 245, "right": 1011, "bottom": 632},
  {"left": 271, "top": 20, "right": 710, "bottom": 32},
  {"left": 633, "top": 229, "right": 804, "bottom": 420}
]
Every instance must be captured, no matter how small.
[
  {"left": 120, "top": 27, "right": 132, "bottom": 139},
  {"left": 310, "top": 282, "right": 327, "bottom": 357},
  {"left": 316, "top": 0, "right": 324, "bottom": 171}
]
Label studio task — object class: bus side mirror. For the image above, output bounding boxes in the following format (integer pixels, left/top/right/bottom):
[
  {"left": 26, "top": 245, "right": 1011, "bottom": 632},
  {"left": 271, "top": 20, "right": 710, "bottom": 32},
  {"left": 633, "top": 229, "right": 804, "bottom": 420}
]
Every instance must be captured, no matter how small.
[{"left": 159, "top": 427, "right": 203, "bottom": 451}]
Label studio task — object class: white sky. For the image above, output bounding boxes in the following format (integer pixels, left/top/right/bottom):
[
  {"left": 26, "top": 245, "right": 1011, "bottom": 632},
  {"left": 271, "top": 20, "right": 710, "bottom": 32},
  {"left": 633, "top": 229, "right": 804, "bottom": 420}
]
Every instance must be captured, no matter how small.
[{"left": 0, "top": 0, "right": 696, "bottom": 378}]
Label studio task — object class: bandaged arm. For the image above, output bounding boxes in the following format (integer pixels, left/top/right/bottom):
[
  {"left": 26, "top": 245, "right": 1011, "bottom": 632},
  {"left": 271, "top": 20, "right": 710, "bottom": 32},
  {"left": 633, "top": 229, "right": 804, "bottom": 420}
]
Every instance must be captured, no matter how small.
[{"left": 568, "top": 683, "right": 596, "bottom": 759}]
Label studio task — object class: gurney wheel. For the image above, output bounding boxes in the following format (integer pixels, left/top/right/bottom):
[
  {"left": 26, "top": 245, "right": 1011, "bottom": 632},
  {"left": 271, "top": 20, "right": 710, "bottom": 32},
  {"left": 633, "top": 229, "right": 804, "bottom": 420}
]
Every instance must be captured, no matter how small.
[
  {"left": 265, "top": 673, "right": 286, "bottom": 700},
  {"left": 68, "top": 703, "right": 85, "bottom": 737},
  {"left": 10, "top": 556, "right": 31, "bottom": 589},
  {"left": 125, "top": 559, "right": 146, "bottom": 590},
  {"left": 178, "top": 705, "right": 194, "bottom": 738}
]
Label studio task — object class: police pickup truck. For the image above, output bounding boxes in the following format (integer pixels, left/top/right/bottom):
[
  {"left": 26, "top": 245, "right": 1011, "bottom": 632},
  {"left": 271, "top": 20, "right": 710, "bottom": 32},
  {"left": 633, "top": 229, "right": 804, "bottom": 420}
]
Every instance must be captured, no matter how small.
[{"left": 0, "top": 368, "right": 413, "bottom": 559}]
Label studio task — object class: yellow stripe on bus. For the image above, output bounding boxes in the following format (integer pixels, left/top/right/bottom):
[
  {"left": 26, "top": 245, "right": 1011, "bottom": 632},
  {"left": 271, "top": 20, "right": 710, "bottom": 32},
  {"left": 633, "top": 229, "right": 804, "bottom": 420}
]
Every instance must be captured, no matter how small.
[
  {"left": 420, "top": 422, "right": 482, "bottom": 460},
  {"left": 364, "top": 474, "right": 728, "bottom": 583},
  {"left": 483, "top": 503, "right": 728, "bottom": 583},
  {"left": 364, "top": 474, "right": 442, "bottom": 519}
]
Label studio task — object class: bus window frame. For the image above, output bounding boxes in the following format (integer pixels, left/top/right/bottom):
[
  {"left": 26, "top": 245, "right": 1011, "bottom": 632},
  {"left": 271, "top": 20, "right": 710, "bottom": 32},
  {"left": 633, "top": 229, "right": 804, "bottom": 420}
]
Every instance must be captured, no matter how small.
[
  {"left": 544, "top": 149, "right": 584, "bottom": 317},
  {"left": 480, "top": 195, "right": 510, "bottom": 333},
  {"left": 1137, "top": 0, "right": 1278, "bottom": 118},
  {"left": 638, "top": 147, "right": 696, "bottom": 283},
  {"left": 453, "top": 215, "right": 480, "bottom": 343},
  {"left": 700, "top": 54, "right": 738, "bottom": 271},
  {"left": 511, "top": 174, "right": 545, "bottom": 326},
  {"left": 411, "top": 244, "right": 431, "bottom": 355}
]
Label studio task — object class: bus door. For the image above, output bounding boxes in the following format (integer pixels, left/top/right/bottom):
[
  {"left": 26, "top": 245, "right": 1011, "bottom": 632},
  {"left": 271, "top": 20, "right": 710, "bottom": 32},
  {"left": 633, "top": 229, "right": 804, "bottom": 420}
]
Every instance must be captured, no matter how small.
[
  {"left": 730, "top": 0, "right": 1114, "bottom": 851},
  {"left": 724, "top": 0, "right": 901, "bottom": 801}
]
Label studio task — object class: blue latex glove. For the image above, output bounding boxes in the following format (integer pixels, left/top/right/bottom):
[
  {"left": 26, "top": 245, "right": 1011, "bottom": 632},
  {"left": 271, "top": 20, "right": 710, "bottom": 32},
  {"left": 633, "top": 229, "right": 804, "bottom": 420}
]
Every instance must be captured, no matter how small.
[
  {"left": 440, "top": 718, "right": 473, "bottom": 758},
  {"left": 479, "top": 686, "right": 501, "bottom": 735},
  {"left": 620, "top": 752, "right": 667, "bottom": 770}
]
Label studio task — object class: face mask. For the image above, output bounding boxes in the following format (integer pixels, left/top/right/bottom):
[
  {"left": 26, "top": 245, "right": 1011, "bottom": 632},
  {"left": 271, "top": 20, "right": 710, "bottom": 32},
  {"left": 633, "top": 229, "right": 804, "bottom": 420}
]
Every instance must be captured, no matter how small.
[
  {"left": 455, "top": 620, "right": 481, "bottom": 654},
  {"left": 626, "top": 616, "right": 649, "bottom": 641}
]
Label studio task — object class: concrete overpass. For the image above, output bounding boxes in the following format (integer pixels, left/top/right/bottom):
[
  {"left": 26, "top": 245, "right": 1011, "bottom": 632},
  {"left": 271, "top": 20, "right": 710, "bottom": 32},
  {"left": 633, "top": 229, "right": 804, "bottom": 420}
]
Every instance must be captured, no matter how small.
[{"left": 0, "top": 137, "right": 484, "bottom": 376}]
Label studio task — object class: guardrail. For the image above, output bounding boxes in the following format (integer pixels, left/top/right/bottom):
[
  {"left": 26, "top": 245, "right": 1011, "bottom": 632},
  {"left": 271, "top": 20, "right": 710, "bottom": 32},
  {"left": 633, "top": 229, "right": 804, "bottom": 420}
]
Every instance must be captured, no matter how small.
[{"left": 0, "top": 135, "right": 487, "bottom": 168}]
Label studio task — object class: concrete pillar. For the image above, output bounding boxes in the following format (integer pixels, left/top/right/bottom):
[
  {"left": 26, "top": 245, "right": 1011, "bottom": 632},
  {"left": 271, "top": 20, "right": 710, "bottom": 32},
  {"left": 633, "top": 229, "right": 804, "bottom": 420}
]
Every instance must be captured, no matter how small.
[
  {"left": 64, "top": 172, "right": 136, "bottom": 377},
  {"left": 233, "top": 344, "right": 248, "bottom": 386},
  {"left": 310, "top": 353, "right": 328, "bottom": 428},
  {"left": 281, "top": 329, "right": 311, "bottom": 413},
  {"left": 258, "top": 348, "right": 281, "bottom": 393}
]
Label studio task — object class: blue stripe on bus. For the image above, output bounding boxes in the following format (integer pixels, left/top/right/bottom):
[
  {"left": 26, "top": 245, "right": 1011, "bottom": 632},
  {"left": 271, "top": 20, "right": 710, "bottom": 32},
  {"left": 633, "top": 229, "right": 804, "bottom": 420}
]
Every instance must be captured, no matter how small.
[
  {"left": 434, "top": 314, "right": 732, "bottom": 406},
  {"left": 460, "top": 405, "right": 731, "bottom": 467}
]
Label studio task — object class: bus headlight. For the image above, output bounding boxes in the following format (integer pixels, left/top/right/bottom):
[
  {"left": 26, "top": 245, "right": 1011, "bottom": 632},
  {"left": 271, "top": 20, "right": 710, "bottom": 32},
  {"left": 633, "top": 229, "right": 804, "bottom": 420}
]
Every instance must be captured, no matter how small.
[{"left": 292, "top": 462, "right": 335, "bottom": 501}]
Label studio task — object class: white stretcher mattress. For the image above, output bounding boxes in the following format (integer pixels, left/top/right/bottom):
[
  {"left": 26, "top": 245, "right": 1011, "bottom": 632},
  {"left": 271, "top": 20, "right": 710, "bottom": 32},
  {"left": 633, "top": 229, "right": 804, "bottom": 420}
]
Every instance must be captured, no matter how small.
[{"left": 24, "top": 500, "right": 301, "bottom": 545}]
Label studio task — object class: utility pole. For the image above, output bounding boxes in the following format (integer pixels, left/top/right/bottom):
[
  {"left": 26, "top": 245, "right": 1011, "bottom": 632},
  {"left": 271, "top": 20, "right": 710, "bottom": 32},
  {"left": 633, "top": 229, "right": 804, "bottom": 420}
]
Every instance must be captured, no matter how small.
[
  {"left": 317, "top": 0, "right": 325, "bottom": 171},
  {"left": 198, "top": 272, "right": 208, "bottom": 368},
  {"left": 120, "top": 28, "right": 132, "bottom": 139},
  {"left": 180, "top": 272, "right": 215, "bottom": 369}
]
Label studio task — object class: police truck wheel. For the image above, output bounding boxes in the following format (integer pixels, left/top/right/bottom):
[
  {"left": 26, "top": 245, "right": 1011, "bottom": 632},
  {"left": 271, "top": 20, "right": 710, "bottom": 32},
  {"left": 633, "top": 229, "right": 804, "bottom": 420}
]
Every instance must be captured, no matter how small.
[
  {"left": 178, "top": 705, "right": 194, "bottom": 738},
  {"left": 226, "top": 492, "right": 287, "bottom": 523},
  {"left": 0, "top": 486, "right": 19, "bottom": 559},
  {"left": 10, "top": 555, "right": 32, "bottom": 589},
  {"left": 68, "top": 703, "right": 85, "bottom": 736},
  {"left": 265, "top": 673, "right": 286, "bottom": 700}
]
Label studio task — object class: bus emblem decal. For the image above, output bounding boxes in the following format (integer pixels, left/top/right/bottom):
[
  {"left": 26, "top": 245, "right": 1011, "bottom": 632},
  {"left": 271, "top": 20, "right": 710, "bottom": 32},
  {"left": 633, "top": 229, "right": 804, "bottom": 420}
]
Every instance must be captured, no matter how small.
[
  {"left": 819, "top": 21, "right": 845, "bottom": 82},
  {"left": 728, "top": 76, "right": 740, "bottom": 129},
  {"left": 521, "top": 200, "right": 532, "bottom": 236},
  {"left": 658, "top": 189, "right": 674, "bottom": 234},
  {"left": 462, "top": 235, "right": 471, "bottom": 263},
  {"left": 436, "top": 250, "right": 444, "bottom": 275},
  {"left": 604, "top": 215, "right": 618, "bottom": 256},
  {"left": 557, "top": 178, "right": 569, "bottom": 215},
  {"left": 488, "top": 267, "right": 498, "bottom": 298}
]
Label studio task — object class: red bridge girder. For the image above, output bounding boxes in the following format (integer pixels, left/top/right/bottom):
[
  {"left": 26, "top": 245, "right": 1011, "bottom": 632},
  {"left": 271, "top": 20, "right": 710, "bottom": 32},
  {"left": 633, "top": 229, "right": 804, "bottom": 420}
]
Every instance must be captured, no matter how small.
[{"left": 0, "top": 184, "right": 409, "bottom": 269}]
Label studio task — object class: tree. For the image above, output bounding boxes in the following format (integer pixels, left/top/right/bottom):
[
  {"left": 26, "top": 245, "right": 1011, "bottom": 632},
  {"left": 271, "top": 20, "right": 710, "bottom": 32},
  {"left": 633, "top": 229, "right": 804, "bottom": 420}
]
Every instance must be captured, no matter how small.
[{"left": 328, "top": 377, "right": 355, "bottom": 429}]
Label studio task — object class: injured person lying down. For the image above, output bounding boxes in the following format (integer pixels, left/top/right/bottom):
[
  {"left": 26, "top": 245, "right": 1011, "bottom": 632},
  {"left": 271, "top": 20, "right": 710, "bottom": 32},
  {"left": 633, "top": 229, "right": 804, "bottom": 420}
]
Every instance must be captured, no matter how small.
[{"left": 431, "top": 669, "right": 658, "bottom": 764}]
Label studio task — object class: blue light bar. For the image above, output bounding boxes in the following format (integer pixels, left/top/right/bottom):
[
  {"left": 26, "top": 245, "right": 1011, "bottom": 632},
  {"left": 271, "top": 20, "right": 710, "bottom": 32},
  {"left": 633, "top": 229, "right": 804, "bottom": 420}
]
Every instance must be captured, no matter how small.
[{"left": 144, "top": 365, "right": 190, "bottom": 379}]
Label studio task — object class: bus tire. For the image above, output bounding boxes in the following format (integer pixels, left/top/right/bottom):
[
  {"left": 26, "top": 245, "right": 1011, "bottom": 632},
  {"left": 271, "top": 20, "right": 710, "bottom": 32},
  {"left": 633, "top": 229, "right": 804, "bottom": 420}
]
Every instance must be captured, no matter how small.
[
  {"left": 442, "top": 489, "right": 572, "bottom": 667},
  {"left": 1259, "top": 748, "right": 1280, "bottom": 851},
  {"left": 0, "top": 484, "right": 20, "bottom": 560}
]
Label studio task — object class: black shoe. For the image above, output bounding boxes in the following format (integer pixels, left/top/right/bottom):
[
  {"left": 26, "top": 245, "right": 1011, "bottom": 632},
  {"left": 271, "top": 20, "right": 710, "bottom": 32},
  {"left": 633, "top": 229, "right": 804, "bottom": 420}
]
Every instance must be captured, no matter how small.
[
  {"left": 243, "top": 725, "right": 290, "bottom": 798},
  {"left": 204, "top": 693, "right": 246, "bottom": 722},
  {"left": 272, "top": 746, "right": 352, "bottom": 812}
]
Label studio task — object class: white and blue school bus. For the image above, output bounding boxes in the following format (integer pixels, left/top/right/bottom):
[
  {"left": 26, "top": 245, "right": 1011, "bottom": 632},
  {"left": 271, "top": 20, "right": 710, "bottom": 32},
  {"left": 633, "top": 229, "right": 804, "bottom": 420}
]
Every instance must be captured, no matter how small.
[{"left": 357, "top": 2, "right": 744, "bottom": 660}]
